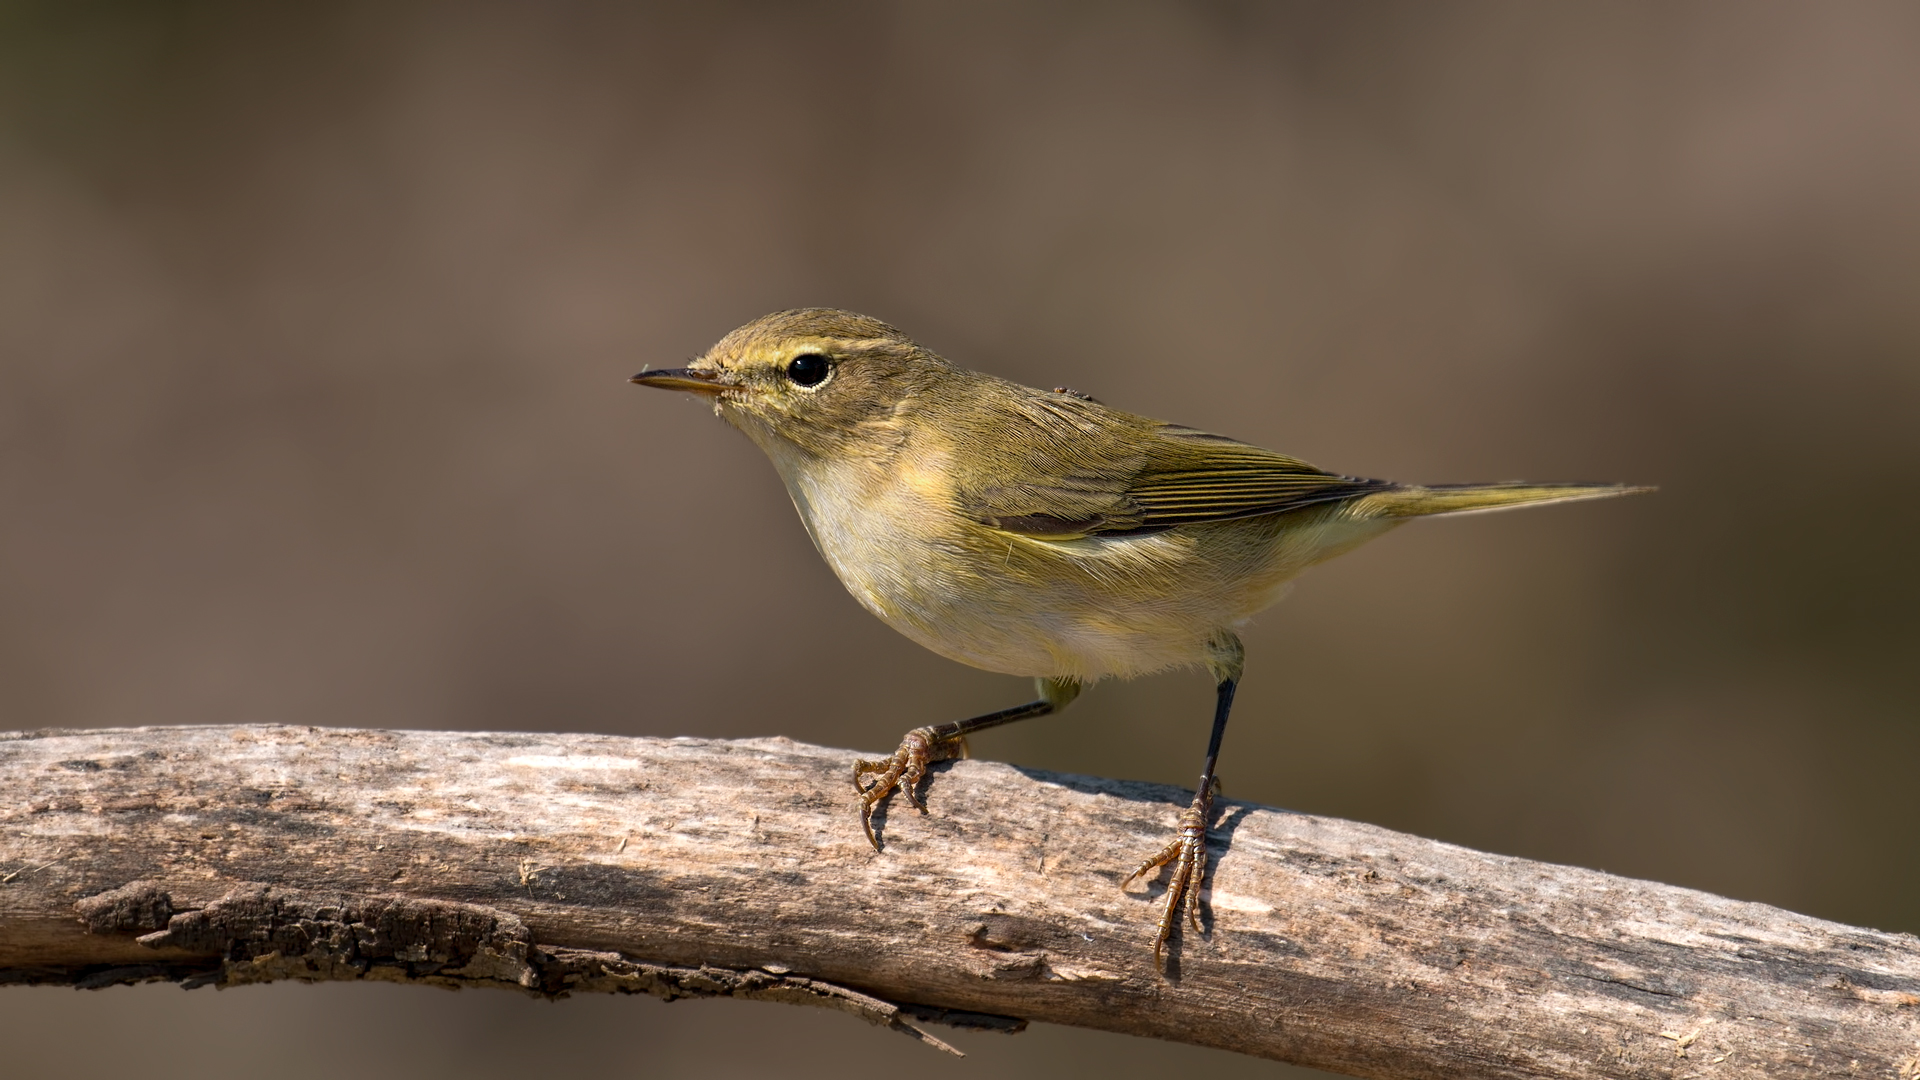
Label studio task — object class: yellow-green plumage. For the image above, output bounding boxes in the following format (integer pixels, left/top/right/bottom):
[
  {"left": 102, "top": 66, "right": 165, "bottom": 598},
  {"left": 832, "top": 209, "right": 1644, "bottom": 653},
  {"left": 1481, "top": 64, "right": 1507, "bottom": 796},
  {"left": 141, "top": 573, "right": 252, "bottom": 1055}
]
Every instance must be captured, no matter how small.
[{"left": 639, "top": 308, "right": 1643, "bottom": 683}]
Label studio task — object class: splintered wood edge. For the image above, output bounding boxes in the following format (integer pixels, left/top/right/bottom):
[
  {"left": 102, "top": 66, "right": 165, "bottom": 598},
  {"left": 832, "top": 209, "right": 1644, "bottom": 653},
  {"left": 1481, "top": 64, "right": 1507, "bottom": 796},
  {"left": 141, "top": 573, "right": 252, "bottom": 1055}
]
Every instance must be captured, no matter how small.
[{"left": 2, "top": 725, "right": 1917, "bottom": 1080}]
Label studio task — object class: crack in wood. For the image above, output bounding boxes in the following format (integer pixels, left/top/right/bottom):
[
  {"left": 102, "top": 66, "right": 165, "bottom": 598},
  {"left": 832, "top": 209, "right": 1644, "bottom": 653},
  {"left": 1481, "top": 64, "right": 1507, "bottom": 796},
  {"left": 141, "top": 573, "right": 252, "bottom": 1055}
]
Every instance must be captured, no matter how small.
[{"left": 60, "top": 880, "right": 1021, "bottom": 1057}]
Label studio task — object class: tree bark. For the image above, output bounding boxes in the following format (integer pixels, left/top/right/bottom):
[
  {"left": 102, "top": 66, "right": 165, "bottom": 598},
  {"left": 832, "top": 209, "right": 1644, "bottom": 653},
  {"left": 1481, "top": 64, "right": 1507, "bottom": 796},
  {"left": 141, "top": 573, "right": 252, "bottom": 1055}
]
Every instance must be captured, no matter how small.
[{"left": 2, "top": 725, "right": 1916, "bottom": 1078}]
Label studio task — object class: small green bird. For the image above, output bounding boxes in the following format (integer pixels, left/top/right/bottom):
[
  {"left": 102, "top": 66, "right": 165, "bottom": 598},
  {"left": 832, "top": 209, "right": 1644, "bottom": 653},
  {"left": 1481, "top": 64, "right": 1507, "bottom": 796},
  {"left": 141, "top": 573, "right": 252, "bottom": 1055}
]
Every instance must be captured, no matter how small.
[{"left": 634, "top": 308, "right": 1646, "bottom": 965}]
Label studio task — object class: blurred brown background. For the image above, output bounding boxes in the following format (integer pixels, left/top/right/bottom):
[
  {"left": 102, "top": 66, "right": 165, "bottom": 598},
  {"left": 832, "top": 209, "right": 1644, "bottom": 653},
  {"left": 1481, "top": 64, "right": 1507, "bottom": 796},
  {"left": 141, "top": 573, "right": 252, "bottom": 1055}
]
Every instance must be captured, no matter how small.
[{"left": 3, "top": 2, "right": 1917, "bottom": 1077}]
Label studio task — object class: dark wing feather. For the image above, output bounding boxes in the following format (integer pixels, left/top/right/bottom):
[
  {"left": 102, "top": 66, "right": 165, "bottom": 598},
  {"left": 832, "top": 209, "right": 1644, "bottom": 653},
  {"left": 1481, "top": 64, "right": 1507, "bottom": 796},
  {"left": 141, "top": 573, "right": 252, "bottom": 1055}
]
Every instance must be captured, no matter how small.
[
  {"left": 1120, "top": 426, "right": 1392, "bottom": 529},
  {"left": 953, "top": 390, "right": 1390, "bottom": 539}
]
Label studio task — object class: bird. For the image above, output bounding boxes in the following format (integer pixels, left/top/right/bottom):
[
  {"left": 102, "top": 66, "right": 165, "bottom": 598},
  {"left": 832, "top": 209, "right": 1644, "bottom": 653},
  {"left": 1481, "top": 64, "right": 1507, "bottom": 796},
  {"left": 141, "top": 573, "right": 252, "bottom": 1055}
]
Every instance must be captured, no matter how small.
[{"left": 632, "top": 307, "right": 1647, "bottom": 966}]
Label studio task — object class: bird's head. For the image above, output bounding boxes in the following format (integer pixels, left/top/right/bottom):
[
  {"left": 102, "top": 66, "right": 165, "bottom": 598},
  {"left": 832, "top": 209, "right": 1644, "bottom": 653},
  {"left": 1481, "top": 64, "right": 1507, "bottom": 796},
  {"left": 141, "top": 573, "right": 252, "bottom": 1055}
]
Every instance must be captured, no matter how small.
[{"left": 631, "top": 308, "right": 954, "bottom": 460}]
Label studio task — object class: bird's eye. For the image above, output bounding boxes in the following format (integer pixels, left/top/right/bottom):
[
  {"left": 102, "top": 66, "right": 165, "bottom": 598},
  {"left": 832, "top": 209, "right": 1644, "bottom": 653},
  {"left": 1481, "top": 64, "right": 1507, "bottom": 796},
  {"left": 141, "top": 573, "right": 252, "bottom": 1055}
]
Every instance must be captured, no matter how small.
[{"left": 785, "top": 353, "right": 831, "bottom": 387}]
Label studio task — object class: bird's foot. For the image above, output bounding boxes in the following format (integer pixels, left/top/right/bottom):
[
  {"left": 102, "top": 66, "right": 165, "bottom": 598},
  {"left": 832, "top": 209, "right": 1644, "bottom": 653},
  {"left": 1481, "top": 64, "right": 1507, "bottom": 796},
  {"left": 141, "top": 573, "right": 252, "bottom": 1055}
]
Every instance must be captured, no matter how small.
[
  {"left": 852, "top": 726, "right": 967, "bottom": 850},
  {"left": 1124, "top": 784, "right": 1216, "bottom": 969}
]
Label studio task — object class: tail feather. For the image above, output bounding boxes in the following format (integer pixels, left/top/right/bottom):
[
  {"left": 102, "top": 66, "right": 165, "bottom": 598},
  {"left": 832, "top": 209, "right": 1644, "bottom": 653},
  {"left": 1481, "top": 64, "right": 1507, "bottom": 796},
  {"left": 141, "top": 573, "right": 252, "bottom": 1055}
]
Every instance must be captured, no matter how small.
[{"left": 1350, "top": 482, "right": 1653, "bottom": 519}]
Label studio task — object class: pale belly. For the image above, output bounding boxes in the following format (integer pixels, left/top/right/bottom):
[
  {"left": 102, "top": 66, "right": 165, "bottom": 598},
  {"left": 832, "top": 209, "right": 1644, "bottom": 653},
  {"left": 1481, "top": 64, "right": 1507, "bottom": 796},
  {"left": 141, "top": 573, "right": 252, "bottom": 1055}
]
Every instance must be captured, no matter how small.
[{"left": 784, "top": 468, "right": 1395, "bottom": 681}]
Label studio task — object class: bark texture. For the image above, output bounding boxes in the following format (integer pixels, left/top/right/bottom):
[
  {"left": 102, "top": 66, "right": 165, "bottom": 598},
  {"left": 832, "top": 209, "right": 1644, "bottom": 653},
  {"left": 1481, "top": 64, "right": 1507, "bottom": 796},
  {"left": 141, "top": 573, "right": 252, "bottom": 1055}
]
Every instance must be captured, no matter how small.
[{"left": 3, "top": 725, "right": 1917, "bottom": 1078}]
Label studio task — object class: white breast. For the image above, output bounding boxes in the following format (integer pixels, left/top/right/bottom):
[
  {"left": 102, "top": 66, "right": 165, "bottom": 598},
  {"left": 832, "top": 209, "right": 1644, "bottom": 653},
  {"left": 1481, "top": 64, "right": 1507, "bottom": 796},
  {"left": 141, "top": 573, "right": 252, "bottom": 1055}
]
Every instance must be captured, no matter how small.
[{"left": 751, "top": 428, "right": 1391, "bottom": 681}]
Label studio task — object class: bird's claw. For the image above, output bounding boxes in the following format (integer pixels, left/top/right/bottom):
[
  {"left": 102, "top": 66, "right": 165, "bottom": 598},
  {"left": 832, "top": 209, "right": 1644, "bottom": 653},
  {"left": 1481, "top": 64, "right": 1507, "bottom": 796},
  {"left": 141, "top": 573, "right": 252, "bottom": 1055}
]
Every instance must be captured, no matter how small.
[
  {"left": 852, "top": 727, "right": 965, "bottom": 850},
  {"left": 1124, "top": 785, "right": 1216, "bottom": 969}
]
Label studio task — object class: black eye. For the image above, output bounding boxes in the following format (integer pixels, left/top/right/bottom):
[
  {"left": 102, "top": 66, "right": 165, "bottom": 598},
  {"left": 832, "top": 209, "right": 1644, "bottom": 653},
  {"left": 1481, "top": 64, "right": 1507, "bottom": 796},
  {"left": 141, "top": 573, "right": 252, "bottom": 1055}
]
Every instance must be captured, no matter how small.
[{"left": 785, "top": 353, "right": 831, "bottom": 387}]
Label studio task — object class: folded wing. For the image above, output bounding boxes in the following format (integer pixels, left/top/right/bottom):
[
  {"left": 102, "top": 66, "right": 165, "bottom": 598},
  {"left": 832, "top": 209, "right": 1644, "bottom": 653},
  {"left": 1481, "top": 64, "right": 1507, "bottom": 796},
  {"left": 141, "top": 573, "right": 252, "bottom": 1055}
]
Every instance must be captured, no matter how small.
[{"left": 953, "top": 390, "right": 1388, "bottom": 539}]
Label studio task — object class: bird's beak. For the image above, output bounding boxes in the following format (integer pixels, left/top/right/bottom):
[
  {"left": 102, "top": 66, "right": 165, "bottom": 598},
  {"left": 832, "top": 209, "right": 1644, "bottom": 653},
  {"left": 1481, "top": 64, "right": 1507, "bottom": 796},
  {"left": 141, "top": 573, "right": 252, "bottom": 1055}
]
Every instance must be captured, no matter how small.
[{"left": 629, "top": 367, "right": 733, "bottom": 397}]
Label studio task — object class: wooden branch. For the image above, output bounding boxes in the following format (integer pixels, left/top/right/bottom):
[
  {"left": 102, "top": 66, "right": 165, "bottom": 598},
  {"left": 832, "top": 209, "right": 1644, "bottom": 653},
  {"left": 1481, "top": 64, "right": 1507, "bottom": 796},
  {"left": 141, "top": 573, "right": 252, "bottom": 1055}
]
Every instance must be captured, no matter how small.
[{"left": 3, "top": 727, "right": 1916, "bottom": 1078}]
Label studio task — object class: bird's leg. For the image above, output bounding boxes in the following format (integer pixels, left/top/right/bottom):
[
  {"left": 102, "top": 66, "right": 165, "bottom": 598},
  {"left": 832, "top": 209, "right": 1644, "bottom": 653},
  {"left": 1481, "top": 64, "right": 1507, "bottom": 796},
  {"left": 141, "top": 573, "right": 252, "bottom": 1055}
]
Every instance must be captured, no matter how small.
[
  {"left": 1125, "top": 631, "right": 1243, "bottom": 969},
  {"left": 854, "top": 676, "right": 1080, "bottom": 851}
]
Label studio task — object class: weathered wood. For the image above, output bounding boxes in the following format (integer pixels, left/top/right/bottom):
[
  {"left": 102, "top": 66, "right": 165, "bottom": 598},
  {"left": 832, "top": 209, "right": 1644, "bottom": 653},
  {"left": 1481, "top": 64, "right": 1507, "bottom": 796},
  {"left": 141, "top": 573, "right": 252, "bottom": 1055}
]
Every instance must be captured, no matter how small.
[{"left": 2, "top": 726, "right": 1916, "bottom": 1078}]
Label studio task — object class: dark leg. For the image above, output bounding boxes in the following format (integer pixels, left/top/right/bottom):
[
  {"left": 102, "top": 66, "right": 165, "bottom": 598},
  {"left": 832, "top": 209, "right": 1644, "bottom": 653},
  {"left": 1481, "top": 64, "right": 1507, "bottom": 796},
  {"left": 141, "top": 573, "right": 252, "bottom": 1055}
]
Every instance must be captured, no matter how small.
[
  {"left": 1125, "top": 631, "right": 1244, "bottom": 968},
  {"left": 854, "top": 676, "right": 1080, "bottom": 850}
]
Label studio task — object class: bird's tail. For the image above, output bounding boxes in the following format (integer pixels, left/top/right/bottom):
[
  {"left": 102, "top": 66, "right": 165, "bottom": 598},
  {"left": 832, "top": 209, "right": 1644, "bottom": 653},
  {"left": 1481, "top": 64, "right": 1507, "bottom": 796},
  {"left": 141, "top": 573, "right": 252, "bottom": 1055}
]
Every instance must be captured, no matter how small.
[{"left": 1348, "top": 481, "right": 1653, "bottom": 519}]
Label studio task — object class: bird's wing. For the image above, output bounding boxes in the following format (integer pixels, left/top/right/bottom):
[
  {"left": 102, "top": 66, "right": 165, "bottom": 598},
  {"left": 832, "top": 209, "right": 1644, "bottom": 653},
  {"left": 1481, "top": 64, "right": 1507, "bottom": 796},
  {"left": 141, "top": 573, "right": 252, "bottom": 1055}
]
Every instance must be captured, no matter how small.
[
  {"left": 1118, "top": 425, "right": 1393, "bottom": 532},
  {"left": 952, "top": 392, "right": 1391, "bottom": 539}
]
